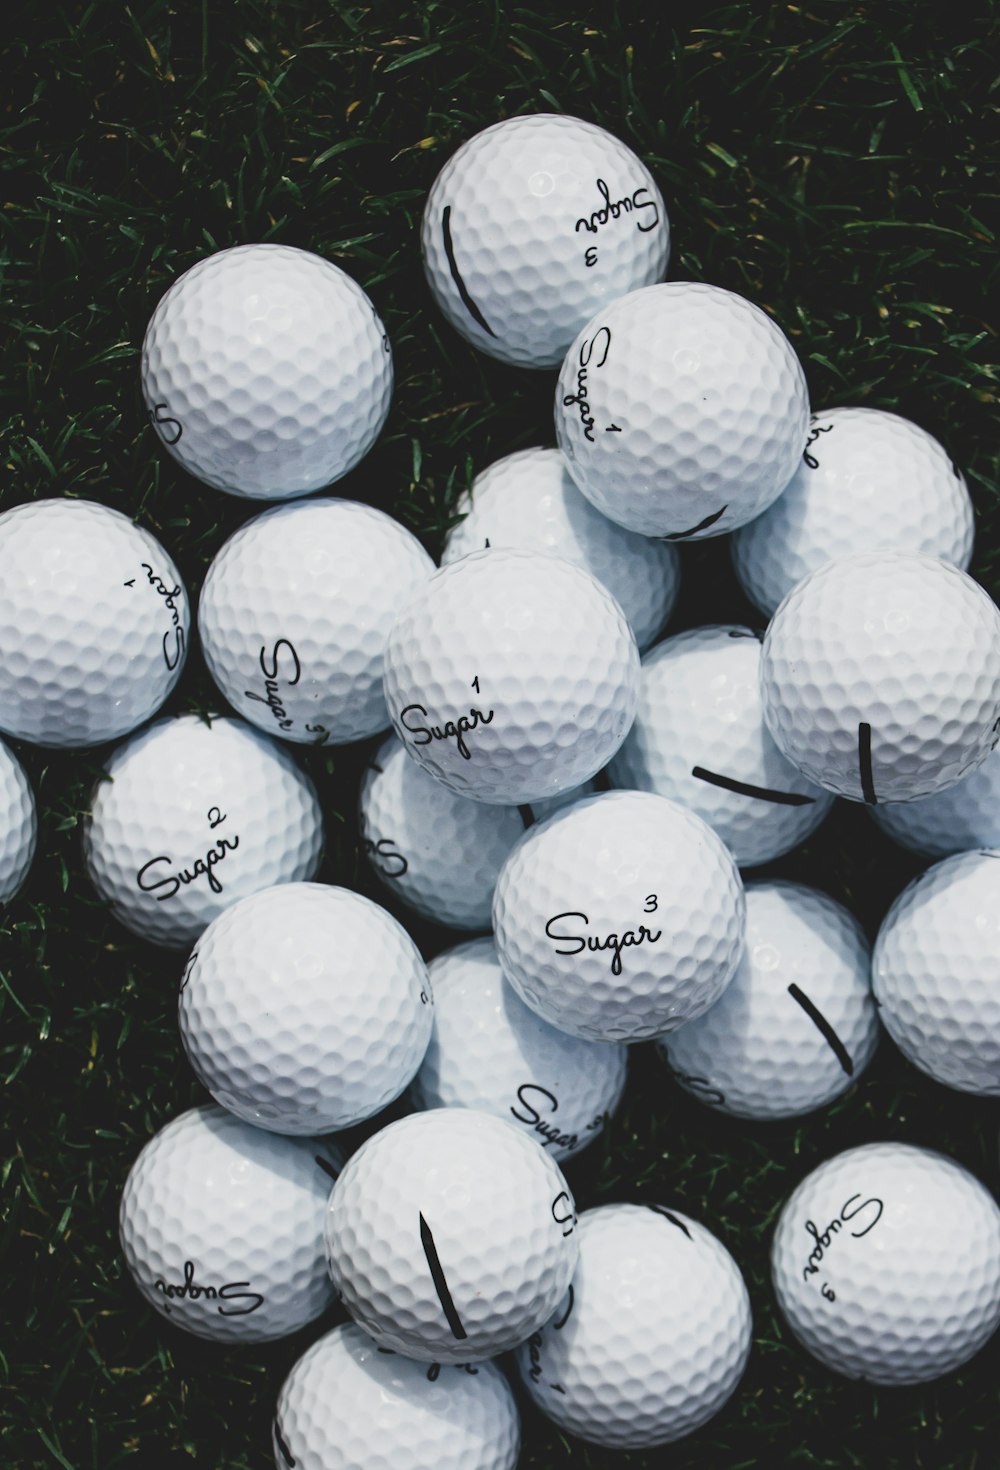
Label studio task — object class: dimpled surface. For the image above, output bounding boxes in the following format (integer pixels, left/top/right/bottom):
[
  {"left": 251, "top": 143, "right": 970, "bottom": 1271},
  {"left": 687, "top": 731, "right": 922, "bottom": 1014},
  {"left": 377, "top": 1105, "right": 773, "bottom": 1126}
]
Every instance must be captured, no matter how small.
[
  {"left": 358, "top": 733, "right": 593, "bottom": 931},
  {"left": 83, "top": 714, "right": 323, "bottom": 948},
  {"left": 325, "top": 1108, "right": 579, "bottom": 1363},
  {"left": 872, "top": 850, "right": 1000, "bottom": 1095},
  {"left": 119, "top": 1104, "right": 344, "bottom": 1344},
  {"left": 661, "top": 880, "right": 878, "bottom": 1119},
  {"left": 142, "top": 244, "right": 392, "bottom": 499},
  {"left": 0, "top": 498, "right": 189, "bottom": 747},
  {"left": 0, "top": 738, "right": 37, "bottom": 903},
  {"left": 732, "top": 407, "right": 974, "bottom": 617},
  {"left": 872, "top": 746, "right": 1000, "bottom": 857},
  {"left": 608, "top": 626, "right": 833, "bottom": 866},
  {"left": 771, "top": 1142, "right": 1000, "bottom": 1384},
  {"left": 422, "top": 113, "right": 669, "bottom": 369},
  {"left": 760, "top": 552, "right": 1000, "bottom": 802},
  {"left": 493, "top": 790, "right": 745, "bottom": 1042},
  {"left": 384, "top": 548, "right": 639, "bottom": 805},
  {"left": 272, "top": 1323, "right": 520, "bottom": 1470},
  {"left": 199, "top": 499, "right": 435, "bottom": 744},
  {"left": 516, "top": 1203, "right": 751, "bottom": 1447},
  {"left": 555, "top": 282, "right": 809, "bottom": 538},
  {"left": 442, "top": 447, "right": 679, "bottom": 650},
  {"left": 410, "top": 937, "right": 627, "bottom": 1160},
  {"left": 180, "top": 883, "right": 433, "bottom": 1133}
]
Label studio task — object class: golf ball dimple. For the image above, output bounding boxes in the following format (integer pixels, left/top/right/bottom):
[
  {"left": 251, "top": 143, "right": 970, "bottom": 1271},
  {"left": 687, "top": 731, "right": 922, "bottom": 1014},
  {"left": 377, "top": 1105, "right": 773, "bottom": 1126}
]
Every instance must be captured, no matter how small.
[
  {"left": 383, "top": 547, "right": 640, "bottom": 806},
  {"left": 493, "top": 789, "right": 745, "bottom": 1043},
  {"left": 142, "top": 243, "right": 392, "bottom": 499},
  {"left": 0, "top": 498, "right": 189, "bottom": 748},
  {"left": 515, "top": 1202, "right": 752, "bottom": 1448},
  {"left": 554, "top": 282, "right": 809, "bottom": 538},
  {"left": 272, "top": 1322, "right": 521, "bottom": 1470},
  {"left": 871, "top": 745, "right": 1000, "bottom": 858},
  {"left": 0, "top": 738, "right": 37, "bottom": 903},
  {"left": 771, "top": 1142, "right": 1000, "bottom": 1384},
  {"left": 325, "top": 1108, "right": 579, "bottom": 1363},
  {"left": 872, "top": 850, "right": 1000, "bottom": 1096},
  {"left": 608, "top": 624, "right": 833, "bottom": 866},
  {"left": 409, "top": 936, "right": 627, "bottom": 1160},
  {"left": 441, "top": 446, "right": 680, "bottom": 650},
  {"left": 82, "top": 714, "right": 324, "bottom": 948},
  {"left": 422, "top": 113, "right": 669, "bottom": 368},
  {"left": 660, "top": 880, "right": 878, "bottom": 1119},
  {"left": 179, "top": 883, "right": 433, "bottom": 1133},
  {"left": 198, "top": 499, "right": 435, "bottom": 745},
  {"left": 760, "top": 552, "right": 1000, "bottom": 803},
  {"left": 731, "top": 406, "right": 974, "bottom": 617},
  {"left": 119, "top": 1103, "right": 344, "bottom": 1344}
]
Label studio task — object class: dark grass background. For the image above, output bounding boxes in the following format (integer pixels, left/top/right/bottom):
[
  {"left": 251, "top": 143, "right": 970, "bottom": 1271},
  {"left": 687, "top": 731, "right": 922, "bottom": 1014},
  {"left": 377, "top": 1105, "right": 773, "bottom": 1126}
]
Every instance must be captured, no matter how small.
[{"left": 2, "top": 3, "right": 999, "bottom": 1466}]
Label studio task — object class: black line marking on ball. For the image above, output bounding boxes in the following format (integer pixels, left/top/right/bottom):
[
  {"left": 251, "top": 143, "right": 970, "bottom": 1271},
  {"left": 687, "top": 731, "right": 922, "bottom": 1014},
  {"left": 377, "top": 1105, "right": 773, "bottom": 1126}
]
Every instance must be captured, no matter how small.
[
  {"left": 787, "top": 983, "right": 854, "bottom": 1075},
  {"left": 518, "top": 804, "right": 536, "bottom": 829},
  {"left": 858, "top": 722, "right": 877, "bottom": 804},
  {"left": 553, "top": 1284, "right": 575, "bottom": 1330},
  {"left": 648, "top": 1203, "right": 693, "bottom": 1238},
  {"left": 691, "top": 766, "right": 816, "bottom": 806},
  {"left": 274, "top": 1420, "right": 296, "bottom": 1467},
  {"left": 442, "top": 206, "right": 496, "bottom": 338},
  {"left": 663, "top": 505, "right": 728, "bottom": 541},
  {"left": 419, "top": 1212, "right": 468, "bottom": 1339}
]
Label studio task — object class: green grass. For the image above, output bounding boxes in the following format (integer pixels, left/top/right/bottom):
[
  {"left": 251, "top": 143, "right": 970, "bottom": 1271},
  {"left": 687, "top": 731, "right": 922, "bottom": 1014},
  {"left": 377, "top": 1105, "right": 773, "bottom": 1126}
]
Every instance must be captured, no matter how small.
[{"left": 2, "top": 3, "right": 999, "bottom": 1466}]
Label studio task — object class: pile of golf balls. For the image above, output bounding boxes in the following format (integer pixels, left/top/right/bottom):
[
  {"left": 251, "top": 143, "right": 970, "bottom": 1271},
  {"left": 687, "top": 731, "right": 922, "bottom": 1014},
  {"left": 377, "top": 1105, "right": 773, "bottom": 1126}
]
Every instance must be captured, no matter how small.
[{"left": 6, "top": 103, "right": 999, "bottom": 1470}]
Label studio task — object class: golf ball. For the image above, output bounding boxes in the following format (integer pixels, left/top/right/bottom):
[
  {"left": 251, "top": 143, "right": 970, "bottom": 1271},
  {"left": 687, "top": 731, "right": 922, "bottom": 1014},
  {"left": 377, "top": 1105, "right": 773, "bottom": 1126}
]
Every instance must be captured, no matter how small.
[
  {"left": 660, "top": 880, "right": 878, "bottom": 1119},
  {"left": 554, "top": 281, "right": 809, "bottom": 538},
  {"left": 0, "top": 498, "right": 189, "bottom": 747},
  {"left": 383, "top": 547, "right": 639, "bottom": 805},
  {"left": 142, "top": 243, "right": 392, "bottom": 498},
  {"left": 731, "top": 406, "right": 974, "bottom": 617},
  {"left": 83, "top": 714, "right": 323, "bottom": 947},
  {"left": 409, "top": 936, "right": 627, "bottom": 1160},
  {"left": 119, "top": 1103, "right": 344, "bottom": 1343},
  {"left": 441, "top": 446, "right": 679, "bottom": 650},
  {"left": 872, "top": 850, "right": 1000, "bottom": 1095},
  {"left": 179, "top": 883, "right": 433, "bottom": 1133},
  {"left": 325, "top": 1108, "right": 579, "bottom": 1363},
  {"left": 493, "top": 790, "right": 745, "bottom": 1042},
  {"left": 771, "top": 1142, "right": 1000, "bottom": 1384},
  {"left": 871, "top": 746, "right": 1000, "bottom": 858},
  {"left": 760, "top": 552, "right": 1000, "bottom": 803},
  {"left": 421, "top": 113, "right": 669, "bottom": 368},
  {"left": 516, "top": 1202, "right": 752, "bottom": 1447},
  {"left": 608, "top": 625, "right": 833, "bottom": 866},
  {"left": 198, "top": 498, "right": 435, "bottom": 744},
  {"left": 0, "top": 738, "right": 36, "bottom": 903},
  {"left": 272, "top": 1322, "right": 521, "bottom": 1470}
]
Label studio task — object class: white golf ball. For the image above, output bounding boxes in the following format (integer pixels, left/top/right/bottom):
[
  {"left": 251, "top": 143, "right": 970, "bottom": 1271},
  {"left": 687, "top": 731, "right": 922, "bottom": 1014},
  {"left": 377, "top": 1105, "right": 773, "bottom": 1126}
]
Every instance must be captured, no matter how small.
[
  {"left": 554, "top": 281, "right": 809, "bottom": 538},
  {"left": 872, "top": 850, "right": 1000, "bottom": 1096},
  {"left": 409, "top": 936, "right": 627, "bottom": 1160},
  {"left": 198, "top": 499, "right": 435, "bottom": 745},
  {"left": 731, "top": 406, "right": 974, "bottom": 617},
  {"left": 608, "top": 625, "right": 833, "bottom": 866},
  {"left": 771, "top": 1142, "right": 1000, "bottom": 1384},
  {"left": 272, "top": 1322, "right": 521, "bottom": 1470},
  {"left": 0, "top": 738, "right": 36, "bottom": 903},
  {"left": 179, "top": 883, "right": 433, "bottom": 1133},
  {"left": 493, "top": 790, "right": 745, "bottom": 1043},
  {"left": 83, "top": 714, "right": 323, "bottom": 947},
  {"left": 0, "top": 498, "right": 189, "bottom": 748},
  {"left": 119, "top": 1103, "right": 344, "bottom": 1344},
  {"left": 760, "top": 552, "right": 1000, "bottom": 803},
  {"left": 142, "top": 244, "right": 392, "bottom": 499},
  {"left": 871, "top": 745, "right": 1000, "bottom": 858},
  {"left": 660, "top": 880, "right": 878, "bottom": 1119},
  {"left": 383, "top": 547, "right": 639, "bottom": 805},
  {"left": 325, "top": 1108, "right": 579, "bottom": 1363},
  {"left": 441, "top": 446, "right": 679, "bottom": 650},
  {"left": 421, "top": 113, "right": 669, "bottom": 368},
  {"left": 516, "top": 1202, "right": 752, "bottom": 1448}
]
